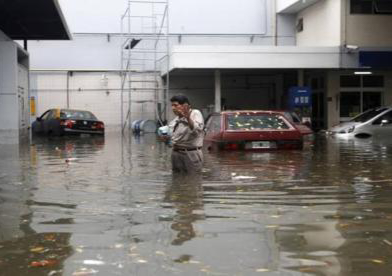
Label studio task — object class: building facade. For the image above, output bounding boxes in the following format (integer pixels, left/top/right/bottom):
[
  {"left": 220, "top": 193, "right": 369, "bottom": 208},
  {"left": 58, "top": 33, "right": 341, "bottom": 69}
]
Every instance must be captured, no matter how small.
[{"left": 27, "top": 0, "right": 392, "bottom": 130}]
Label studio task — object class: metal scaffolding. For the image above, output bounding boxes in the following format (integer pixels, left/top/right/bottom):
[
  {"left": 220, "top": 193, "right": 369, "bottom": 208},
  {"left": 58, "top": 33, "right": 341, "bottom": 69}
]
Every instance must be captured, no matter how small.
[{"left": 120, "top": 0, "right": 169, "bottom": 133}]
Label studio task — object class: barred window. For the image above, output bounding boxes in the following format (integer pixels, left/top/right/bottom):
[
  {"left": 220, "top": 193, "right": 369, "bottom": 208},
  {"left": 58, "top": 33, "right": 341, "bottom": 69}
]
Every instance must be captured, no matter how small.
[{"left": 351, "top": 0, "right": 392, "bottom": 14}]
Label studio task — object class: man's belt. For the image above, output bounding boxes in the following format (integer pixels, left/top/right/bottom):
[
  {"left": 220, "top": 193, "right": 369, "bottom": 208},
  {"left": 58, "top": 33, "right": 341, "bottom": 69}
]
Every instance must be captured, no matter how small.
[{"left": 173, "top": 146, "right": 202, "bottom": 152}]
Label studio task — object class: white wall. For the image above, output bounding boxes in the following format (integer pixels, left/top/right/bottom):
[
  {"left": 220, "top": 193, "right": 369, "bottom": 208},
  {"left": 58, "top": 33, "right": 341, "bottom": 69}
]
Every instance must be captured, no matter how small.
[
  {"left": 296, "top": 0, "right": 341, "bottom": 46},
  {"left": 169, "top": 0, "right": 269, "bottom": 35},
  {"left": 27, "top": 34, "right": 123, "bottom": 70},
  {"left": 31, "top": 71, "right": 157, "bottom": 127},
  {"left": 277, "top": 14, "right": 296, "bottom": 45},
  {"left": 346, "top": 13, "right": 392, "bottom": 47}
]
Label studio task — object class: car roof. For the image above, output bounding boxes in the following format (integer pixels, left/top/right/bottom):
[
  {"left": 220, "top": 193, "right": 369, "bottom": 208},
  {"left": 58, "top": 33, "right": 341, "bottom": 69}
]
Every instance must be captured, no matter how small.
[
  {"left": 60, "top": 108, "right": 93, "bottom": 113},
  {"left": 211, "top": 110, "right": 288, "bottom": 116}
]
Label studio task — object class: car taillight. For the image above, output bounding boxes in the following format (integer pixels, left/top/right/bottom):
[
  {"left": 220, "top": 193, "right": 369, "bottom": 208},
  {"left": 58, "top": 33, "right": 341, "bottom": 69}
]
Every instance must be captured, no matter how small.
[
  {"left": 94, "top": 122, "right": 104, "bottom": 129},
  {"left": 224, "top": 142, "right": 239, "bottom": 150},
  {"left": 60, "top": 119, "right": 76, "bottom": 128}
]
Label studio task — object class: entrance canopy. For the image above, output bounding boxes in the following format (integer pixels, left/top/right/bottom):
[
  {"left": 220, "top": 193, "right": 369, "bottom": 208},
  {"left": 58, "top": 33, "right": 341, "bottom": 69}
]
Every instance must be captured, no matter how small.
[
  {"left": 165, "top": 45, "right": 340, "bottom": 75},
  {"left": 0, "top": 0, "right": 71, "bottom": 40}
]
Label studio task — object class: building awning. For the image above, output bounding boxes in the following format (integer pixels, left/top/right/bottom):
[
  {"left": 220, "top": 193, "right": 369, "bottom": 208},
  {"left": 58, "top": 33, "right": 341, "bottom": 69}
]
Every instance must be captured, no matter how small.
[
  {"left": 277, "top": 0, "right": 322, "bottom": 14},
  {"left": 0, "top": 0, "right": 71, "bottom": 40},
  {"left": 164, "top": 45, "right": 341, "bottom": 75}
]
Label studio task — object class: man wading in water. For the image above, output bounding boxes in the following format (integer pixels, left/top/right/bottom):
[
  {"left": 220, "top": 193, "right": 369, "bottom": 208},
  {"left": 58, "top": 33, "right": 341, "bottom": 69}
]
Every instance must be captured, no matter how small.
[{"left": 161, "top": 95, "right": 204, "bottom": 173}]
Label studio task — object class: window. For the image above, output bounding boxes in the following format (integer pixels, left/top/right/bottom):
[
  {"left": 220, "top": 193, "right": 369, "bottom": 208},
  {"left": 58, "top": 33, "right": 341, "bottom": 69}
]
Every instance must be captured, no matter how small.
[
  {"left": 205, "top": 115, "right": 221, "bottom": 134},
  {"left": 352, "top": 107, "right": 387, "bottom": 122},
  {"left": 340, "top": 92, "right": 361, "bottom": 117},
  {"left": 374, "top": 0, "right": 392, "bottom": 13},
  {"left": 350, "top": 0, "right": 392, "bottom": 14},
  {"left": 340, "top": 75, "right": 361, "bottom": 87},
  {"left": 340, "top": 74, "right": 384, "bottom": 120},
  {"left": 46, "top": 110, "right": 57, "bottom": 119},
  {"left": 372, "top": 110, "right": 392, "bottom": 124},
  {"left": 296, "top": 18, "right": 303, "bottom": 32},
  {"left": 226, "top": 114, "right": 290, "bottom": 130},
  {"left": 40, "top": 110, "right": 51, "bottom": 120},
  {"left": 363, "top": 75, "right": 384, "bottom": 87},
  {"left": 60, "top": 110, "right": 97, "bottom": 120},
  {"left": 363, "top": 92, "right": 382, "bottom": 110}
]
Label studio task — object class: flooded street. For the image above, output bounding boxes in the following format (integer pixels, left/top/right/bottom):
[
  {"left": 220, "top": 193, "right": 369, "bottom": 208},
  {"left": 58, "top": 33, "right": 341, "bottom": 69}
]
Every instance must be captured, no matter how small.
[{"left": 2, "top": 133, "right": 392, "bottom": 275}]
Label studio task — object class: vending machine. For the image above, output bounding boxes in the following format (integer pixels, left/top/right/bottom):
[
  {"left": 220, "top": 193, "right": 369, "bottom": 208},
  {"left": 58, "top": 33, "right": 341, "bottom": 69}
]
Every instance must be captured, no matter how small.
[{"left": 288, "top": 86, "right": 312, "bottom": 127}]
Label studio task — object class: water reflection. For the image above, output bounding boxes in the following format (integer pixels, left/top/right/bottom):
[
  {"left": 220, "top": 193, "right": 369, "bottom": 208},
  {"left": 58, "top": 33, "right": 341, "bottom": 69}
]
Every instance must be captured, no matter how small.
[
  {"left": 2, "top": 133, "right": 392, "bottom": 275},
  {"left": 164, "top": 174, "right": 204, "bottom": 247}
]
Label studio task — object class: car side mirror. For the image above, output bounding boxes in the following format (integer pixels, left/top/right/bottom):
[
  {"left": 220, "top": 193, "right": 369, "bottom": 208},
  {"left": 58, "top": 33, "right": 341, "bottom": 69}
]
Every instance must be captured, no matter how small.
[
  {"left": 381, "top": 119, "right": 389, "bottom": 125},
  {"left": 36, "top": 117, "right": 42, "bottom": 122}
]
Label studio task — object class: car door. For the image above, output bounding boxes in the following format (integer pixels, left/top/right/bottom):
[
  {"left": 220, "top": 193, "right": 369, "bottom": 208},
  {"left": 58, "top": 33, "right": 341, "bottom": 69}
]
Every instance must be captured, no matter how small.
[
  {"left": 42, "top": 109, "right": 58, "bottom": 135},
  {"left": 204, "top": 114, "right": 222, "bottom": 150},
  {"left": 32, "top": 110, "right": 51, "bottom": 134},
  {"left": 371, "top": 110, "right": 392, "bottom": 138}
]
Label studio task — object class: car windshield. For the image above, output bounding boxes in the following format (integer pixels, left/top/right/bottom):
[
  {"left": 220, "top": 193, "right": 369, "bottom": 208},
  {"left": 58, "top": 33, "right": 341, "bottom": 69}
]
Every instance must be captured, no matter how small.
[
  {"left": 283, "top": 112, "right": 301, "bottom": 123},
  {"left": 351, "top": 108, "right": 388, "bottom": 123},
  {"left": 60, "top": 110, "right": 97, "bottom": 120},
  {"left": 227, "top": 114, "right": 290, "bottom": 130}
]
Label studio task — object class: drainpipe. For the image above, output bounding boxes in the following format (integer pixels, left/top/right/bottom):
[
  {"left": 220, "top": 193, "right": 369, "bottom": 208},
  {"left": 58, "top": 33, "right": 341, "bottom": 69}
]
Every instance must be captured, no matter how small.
[
  {"left": 273, "top": 0, "right": 278, "bottom": 46},
  {"left": 66, "top": 71, "right": 70, "bottom": 108},
  {"left": 214, "top": 70, "right": 221, "bottom": 112}
]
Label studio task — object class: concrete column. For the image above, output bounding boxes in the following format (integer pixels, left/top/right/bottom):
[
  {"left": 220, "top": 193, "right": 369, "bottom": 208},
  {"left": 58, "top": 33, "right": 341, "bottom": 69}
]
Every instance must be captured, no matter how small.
[
  {"left": 214, "top": 70, "right": 221, "bottom": 112},
  {"left": 0, "top": 42, "right": 19, "bottom": 143},
  {"left": 298, "top": 69, "right": 304, "bottom": 86},
  {"left": 327, "top": 71, "right": 340, "bottom": 128}
]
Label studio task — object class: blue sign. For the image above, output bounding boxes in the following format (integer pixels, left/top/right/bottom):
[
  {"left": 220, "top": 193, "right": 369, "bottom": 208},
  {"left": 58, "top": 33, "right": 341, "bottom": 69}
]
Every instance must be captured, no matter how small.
[
  {"left": 359, "top": 51, "right": 392, "bottom": 68},
  {"left": 288, "top": 86, "right": 312, "bottom": 108}
]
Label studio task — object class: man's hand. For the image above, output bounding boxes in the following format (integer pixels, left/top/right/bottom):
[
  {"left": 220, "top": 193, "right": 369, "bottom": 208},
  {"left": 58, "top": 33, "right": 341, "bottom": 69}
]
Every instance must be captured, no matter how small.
[
  {"left": 158, "top": 135, "right": 170, "bottom": 142},
  {"left": 177, "top": 104, "right": 191, "bottom": 119}
]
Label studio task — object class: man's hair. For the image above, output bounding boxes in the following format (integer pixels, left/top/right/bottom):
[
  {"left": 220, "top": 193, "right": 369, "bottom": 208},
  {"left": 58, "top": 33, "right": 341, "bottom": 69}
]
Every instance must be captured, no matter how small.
[{"left": 170, "top": 95, "right": 190, "bottom": 105}]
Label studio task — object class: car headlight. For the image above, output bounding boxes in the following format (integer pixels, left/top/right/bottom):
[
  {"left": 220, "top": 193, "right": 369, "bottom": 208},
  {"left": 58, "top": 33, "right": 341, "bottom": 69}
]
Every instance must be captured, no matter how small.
[{"left": 347, "top": 126, "right": 355, "bottom": 133}]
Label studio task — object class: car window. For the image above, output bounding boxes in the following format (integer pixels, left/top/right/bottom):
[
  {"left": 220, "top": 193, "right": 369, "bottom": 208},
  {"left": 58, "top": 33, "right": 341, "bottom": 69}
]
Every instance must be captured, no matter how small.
[
  {"left": 60, "top": 110, "right": 97, "bottom": 120},
  {"left": 227, "top": 114, "right": 290, "bottom": 130},
  {"left": 206, "top": 115, "right": 221, "bottom": 134},
  {"left": 290, "top": 112, "right": 301, "bottom": 123},
  {"left": 40, "top": 110, "right": 52, "bottom": 120},
  {"left": 372, "top": 110, "right": 392, "bottom": 125},
  {"left": 46, "top": 110, "right": 58, "bottom": 120},
  {"left": 351, "top": 108, "right": 388, "bottom": 123}
]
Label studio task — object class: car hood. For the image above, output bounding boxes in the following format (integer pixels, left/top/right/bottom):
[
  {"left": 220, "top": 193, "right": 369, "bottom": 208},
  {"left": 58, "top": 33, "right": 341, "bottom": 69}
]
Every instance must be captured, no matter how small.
[{"left": 328, "top": 121, "right": 361, "bottom": 133}]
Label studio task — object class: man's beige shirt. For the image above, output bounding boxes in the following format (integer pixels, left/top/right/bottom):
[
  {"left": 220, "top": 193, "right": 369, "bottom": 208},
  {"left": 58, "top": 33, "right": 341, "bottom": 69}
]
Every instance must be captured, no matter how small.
[{"left": 169, "top": 109, "right": 204, "bottom": 148}]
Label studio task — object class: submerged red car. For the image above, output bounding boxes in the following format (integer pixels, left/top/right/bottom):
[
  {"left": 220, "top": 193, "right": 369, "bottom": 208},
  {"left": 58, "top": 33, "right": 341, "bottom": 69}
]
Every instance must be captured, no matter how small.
[
  {"left": 204, "top": 110, "right": 303, "bottom": 151},
  {"left": 32, "top": 108, "right": 105, "bottom": 136}
]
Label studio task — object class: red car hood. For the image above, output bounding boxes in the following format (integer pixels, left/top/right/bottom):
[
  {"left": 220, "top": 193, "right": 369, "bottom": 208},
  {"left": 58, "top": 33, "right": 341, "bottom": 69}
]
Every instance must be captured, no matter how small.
[{"left": 222, "top": 130, "right": 302, "bottom": 141}]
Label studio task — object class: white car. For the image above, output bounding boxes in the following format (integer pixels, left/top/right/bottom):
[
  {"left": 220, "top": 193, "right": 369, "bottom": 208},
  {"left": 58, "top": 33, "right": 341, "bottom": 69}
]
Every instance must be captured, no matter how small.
[{"left": 328, "top": 107, "right": 392, "bottom": 138}]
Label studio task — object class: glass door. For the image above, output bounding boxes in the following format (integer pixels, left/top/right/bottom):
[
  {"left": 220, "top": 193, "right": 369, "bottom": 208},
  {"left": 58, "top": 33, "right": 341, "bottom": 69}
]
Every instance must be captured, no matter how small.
[{"left": 340, "top": 92, "right": 361, "bottom": 122}]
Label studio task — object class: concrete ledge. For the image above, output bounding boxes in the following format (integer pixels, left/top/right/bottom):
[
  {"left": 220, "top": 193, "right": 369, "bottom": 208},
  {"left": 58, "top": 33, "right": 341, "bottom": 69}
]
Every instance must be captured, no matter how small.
[{"left": 168, "top": 45, "right": 341, "bottom": 71}]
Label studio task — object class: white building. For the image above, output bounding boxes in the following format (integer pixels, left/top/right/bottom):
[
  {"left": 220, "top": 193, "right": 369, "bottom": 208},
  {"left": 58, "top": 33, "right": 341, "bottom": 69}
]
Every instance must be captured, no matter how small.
[
  {"left": 26, "top": 0, "right": 392, "bottom": 131},
  {"left": 0, "top": 0, "right": 71, "bottom": 144}
]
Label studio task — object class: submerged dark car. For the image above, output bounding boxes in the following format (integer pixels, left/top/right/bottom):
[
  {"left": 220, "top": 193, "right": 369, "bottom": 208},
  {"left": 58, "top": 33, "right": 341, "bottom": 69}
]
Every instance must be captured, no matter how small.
[
  {"left": 32, "top": 108, "right": 105, "bottom": 136},
  {"left": 204, "top": 110, "right": 303, "bottom": 151}
]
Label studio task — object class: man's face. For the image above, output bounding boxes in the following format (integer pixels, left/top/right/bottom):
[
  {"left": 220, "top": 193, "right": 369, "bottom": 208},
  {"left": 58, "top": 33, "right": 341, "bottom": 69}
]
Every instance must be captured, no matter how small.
[
  {"left": 171, "top": 101, "right": 182, "bottom": 116},
  {"left": 171, "top": 101, "right": 189, "bottom": 117}
]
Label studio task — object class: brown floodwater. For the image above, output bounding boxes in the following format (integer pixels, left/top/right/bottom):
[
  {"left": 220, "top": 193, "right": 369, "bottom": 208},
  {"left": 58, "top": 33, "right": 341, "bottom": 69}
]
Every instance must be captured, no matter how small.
[{"left": 1, "top": 133, "right": 392, "bottom": 275}]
